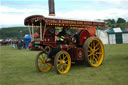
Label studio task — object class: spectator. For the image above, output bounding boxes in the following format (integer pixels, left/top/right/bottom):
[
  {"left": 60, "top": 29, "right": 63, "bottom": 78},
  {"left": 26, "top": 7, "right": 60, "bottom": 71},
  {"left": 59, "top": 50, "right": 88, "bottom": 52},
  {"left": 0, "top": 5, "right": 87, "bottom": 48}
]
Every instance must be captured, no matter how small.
[
  {"left": 12, "top": 41, "right": 16, "bottom": 48},
  {"left": 18, "top": 40, "right": 22, "bottom": 49}
]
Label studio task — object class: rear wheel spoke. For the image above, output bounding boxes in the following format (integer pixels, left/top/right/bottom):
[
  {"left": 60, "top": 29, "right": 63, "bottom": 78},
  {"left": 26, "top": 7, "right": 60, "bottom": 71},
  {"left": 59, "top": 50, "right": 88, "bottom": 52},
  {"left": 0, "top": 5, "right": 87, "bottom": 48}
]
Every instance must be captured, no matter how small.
[
  {"left": 95, "top": 43, "right": 99, "bottom": 48},
  {"left": 84, "top": 37, "right": 104, "bottom": 67},
  {"left": 95, "top": 47, "right": 100, "bottom": 51},
  {"left": 96, "top": 52, "right": 102, "bottom": 55},
  {"left": 88, "top": 53, "right": 93, "bottom": 57},
  {"left": 88, "top": 45, "right": 93, "bottom": 51},
  {"left": 95, "top": 54, "right": 99, "bottom": 60}
]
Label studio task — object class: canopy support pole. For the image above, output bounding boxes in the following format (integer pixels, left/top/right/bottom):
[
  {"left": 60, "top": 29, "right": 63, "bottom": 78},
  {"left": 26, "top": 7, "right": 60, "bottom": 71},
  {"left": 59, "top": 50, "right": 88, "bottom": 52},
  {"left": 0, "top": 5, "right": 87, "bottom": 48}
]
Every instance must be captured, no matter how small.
[
  {"left": 32, "top": 24, "right": 34, "bottom": 41},
  {"left": 28, "top": 26, "right": 31, "bottom": 35},
  {"left": 43, "top": 24, "right": 46, "bottom": 41},
  {"left": 40, "top": 23, "right": 43, "bottom": 41}
]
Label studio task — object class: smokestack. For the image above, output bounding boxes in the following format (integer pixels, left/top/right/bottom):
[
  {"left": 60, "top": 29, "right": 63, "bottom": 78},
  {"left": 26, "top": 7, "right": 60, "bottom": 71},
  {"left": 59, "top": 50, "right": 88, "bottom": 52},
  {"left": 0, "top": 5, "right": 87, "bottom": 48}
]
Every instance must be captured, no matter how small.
[{"left": 48, "top": 0, "right": 55, "bottom": 16}]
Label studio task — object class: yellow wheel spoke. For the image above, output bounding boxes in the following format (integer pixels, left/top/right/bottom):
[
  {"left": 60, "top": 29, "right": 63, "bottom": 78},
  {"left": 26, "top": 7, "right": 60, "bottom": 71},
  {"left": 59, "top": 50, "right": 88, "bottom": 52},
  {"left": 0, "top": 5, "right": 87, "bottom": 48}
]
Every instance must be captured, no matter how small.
[
  {"left": 89, "top": 56, "right": 93, "bottom": 63},
  {"left": 63, "top": 54, "right": 67, "bottom": 60},
  {"left": 59, "top": 55, "right": 62, "bottom": 60},
  {"left": 95, "top": 54, "right": 99, "bottom": 60},
  {"left": 55, "top": 51, "right": 71, "bottom": 74},
  {"left": 59, "top": 65, "right": 63, "bottom": 71},
  {"left": 88, "top": 45, "right": 93, "bottom": 51},
  {"left": 94, "top": 57, "right": 98, "bottom": 62},
  {"left": 57, "top": 60, "right": 61, "bottom": 62},
  {"left": 95, "top": 43, "right": 99, "bottom": 48},
  {"left": 63, "top": 63, "right": 68, "bottom": 66},
  {"left": 63, "top": 54, "right": 65, "bottom": 59},
  {"left": 41, "top": 55, "right": 45, "bottom": 60},
  {"left": 46, "top": 63, "right": 51, "bottom": 66},
  {"left": 88, "top": 50, "right": 91, "bottom": 52},
  {"left": 96, "top": 52, "right": 102, "bottom": 55},
  {"left": 95, "top": 47, "right": 100, "bottom": 51},
  {"left": 64, "top": 56, "right": 67, "bottom": 60},
  {"left": 93, "top": 54, "right": 95, "bottom": 59},
  {"left": 38, "top": 58, "right": 42, "bottom": 62},
  {"left": 39, "top": 56, "right": 43, "bottom": 60},
  {"left": 57, "top": 63, "right": 61, "bottom": 67},
  {"left": 93, "top": 41, "right": 95, "bottom": 48},
  {"left": 61, "top": 65, "right": 64, "bottom": 72},
  {"left": 88, "top": 53, "right": 93, "bottom": 57},
  {"left": 65, "top": 60, "right": 68, "bottom": 62}
]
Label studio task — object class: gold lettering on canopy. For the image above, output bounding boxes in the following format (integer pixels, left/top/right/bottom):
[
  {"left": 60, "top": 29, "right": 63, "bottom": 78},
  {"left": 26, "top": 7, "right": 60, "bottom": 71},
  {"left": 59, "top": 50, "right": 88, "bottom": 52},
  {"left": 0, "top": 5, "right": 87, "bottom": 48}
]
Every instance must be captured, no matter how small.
[
  {"left": 77, "top": 21, "right": 83, "bottom": 24},
  {"left": 45, "top": 18, "right": 104, "bottom": 26}
]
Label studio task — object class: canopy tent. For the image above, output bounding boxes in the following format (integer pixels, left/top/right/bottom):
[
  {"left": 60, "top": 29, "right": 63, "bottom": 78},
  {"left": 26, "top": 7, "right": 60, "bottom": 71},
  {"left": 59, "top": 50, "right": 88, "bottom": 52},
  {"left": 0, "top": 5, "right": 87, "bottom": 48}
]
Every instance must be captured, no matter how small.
[
  {"left": 23, "top": 34, "right": 31, "bottom": 48},
  {"left": 107, "top": 28, "right": 128, "bottom": 44},
  {"left": 96, "top": 29, "right": 108, "bottom": 44}
]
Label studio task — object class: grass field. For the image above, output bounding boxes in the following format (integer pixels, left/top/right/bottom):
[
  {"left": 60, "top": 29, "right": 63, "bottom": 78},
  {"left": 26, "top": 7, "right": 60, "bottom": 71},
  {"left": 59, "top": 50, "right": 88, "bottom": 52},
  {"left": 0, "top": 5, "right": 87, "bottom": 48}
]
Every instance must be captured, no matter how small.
[{"left": 0, "top": 44, "right": 128, "bottom": 85}]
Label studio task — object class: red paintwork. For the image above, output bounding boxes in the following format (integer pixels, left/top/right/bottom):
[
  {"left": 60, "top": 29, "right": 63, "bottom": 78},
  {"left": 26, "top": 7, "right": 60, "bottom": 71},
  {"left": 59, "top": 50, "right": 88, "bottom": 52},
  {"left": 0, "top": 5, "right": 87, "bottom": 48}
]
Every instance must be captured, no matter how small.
[
  {"left": 79, "top": 30, "right": 90, "bottom": 45},
  {"left": 77, "top": 27, "right": 96, "bottom": 37},
  {"left": 42, "top": 42, "right": 57, "bottom": 48},
  {"left": 76, "top": 48, "right": 84, "bottom": 61},
  {"left": 68, "top": 47, "right": 84, "bottom": 61}
]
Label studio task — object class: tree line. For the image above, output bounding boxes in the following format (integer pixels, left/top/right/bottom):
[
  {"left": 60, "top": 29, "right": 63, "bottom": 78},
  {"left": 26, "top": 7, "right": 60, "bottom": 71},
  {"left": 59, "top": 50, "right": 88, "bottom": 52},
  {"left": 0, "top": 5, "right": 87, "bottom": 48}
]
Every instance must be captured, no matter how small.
[
  {"left": 0, "top": 27, "right": 29, "bottom": 40},
  {"left": 104, "top": 18, "right": 128, "bottom": 29}
]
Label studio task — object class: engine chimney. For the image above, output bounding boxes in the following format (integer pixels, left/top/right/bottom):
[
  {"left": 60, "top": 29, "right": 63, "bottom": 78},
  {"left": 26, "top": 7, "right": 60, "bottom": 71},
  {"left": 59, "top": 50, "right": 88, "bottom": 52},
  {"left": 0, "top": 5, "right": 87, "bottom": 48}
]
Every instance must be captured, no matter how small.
[{"left": 48, "top": 0, "right": 55, "bottom": 16}]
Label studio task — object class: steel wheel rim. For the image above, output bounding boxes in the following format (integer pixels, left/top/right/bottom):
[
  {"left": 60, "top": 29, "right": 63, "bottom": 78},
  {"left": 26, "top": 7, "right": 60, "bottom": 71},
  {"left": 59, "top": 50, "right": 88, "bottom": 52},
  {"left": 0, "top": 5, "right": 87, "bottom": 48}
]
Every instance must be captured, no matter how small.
[
  {"left": 56, "top": 52, "right": 71, "bottom": 74},
  {"left": 37, "top": 52, "right": 52, "bottom": 72},
  {"left": 87, "top": 38, "right": 104, "bottom": 67}
]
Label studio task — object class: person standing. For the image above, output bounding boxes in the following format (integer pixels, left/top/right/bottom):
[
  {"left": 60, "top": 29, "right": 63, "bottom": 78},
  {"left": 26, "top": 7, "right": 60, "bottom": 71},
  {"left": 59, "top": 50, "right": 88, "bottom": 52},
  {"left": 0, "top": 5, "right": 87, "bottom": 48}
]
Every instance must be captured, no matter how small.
[{"left": 12, "top": 41, "right": 16, "bottom": 48}]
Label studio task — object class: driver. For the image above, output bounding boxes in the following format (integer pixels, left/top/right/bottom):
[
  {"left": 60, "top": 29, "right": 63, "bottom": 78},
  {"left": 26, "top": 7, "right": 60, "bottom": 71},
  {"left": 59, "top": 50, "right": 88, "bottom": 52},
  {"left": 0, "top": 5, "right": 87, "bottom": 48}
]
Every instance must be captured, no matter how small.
[{"left": 57, "top": 27, "right": 70, "bottom": 41}]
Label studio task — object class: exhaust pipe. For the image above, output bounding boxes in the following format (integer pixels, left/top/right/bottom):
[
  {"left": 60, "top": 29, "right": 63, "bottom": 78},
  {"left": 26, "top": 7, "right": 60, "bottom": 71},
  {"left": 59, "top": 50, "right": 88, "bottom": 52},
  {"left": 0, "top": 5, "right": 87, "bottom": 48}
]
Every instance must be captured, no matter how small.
[{"left": 48, "top": 0, "right": 55, "bottom": 16}]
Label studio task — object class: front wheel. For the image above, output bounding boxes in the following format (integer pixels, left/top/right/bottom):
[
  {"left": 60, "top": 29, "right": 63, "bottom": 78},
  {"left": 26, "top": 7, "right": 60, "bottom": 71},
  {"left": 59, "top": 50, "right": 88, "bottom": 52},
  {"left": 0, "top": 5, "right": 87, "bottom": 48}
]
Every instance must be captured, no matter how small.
[
  {"left": 83, "top": 37, "right": 104, "bottom": 67},
  {"left": 54, "top": 51, "right": 71, "bottom": 74},
  {"left": 35, "top": 51, "right": 52, "bottom": 72}
]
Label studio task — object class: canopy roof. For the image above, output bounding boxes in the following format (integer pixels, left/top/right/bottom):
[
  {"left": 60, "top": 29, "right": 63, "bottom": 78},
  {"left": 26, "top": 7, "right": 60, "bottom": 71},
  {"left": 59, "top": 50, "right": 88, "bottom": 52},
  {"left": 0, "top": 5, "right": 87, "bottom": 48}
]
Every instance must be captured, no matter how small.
[
  {"left": 107, "top": 28, "right": 128, "bottom": 34},
  {"left": 24, "top": 15, "right": 105, "bottom": 27}
]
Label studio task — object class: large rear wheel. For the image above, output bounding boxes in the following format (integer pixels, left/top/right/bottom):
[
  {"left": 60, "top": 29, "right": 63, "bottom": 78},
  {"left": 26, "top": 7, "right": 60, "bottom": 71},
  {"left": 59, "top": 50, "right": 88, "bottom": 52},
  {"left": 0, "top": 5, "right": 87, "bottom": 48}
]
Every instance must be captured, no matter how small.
[
  {"left": 83, "top": 37, "right": 104, "bottom": 67},
  {"left": 54, "top": 51, "right": 71, "bottom": 74},
  {"left": 35, "top": 51, "right": 52, "bottom": 72}
]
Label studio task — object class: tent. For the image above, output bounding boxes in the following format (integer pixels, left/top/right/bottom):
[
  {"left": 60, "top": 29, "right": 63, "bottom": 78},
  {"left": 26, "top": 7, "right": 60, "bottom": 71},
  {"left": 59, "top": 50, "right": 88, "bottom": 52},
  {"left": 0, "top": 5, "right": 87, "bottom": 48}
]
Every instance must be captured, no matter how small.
[
  {"left": 96, "top": 29, "right": 109, "bottom": 44},
  {"left": 107, "top": 28, "right": 128, "bottom": 44},
  {"left": 23, "top": 34, "right": 31, "bottom": 48}
]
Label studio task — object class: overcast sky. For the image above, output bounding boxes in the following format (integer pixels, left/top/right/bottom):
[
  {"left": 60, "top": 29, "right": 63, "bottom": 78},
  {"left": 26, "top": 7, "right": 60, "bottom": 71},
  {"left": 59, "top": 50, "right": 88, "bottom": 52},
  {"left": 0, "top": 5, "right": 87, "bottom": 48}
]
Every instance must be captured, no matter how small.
[{"left": 0, "top": 0, "right": 128, "bottom": 28}]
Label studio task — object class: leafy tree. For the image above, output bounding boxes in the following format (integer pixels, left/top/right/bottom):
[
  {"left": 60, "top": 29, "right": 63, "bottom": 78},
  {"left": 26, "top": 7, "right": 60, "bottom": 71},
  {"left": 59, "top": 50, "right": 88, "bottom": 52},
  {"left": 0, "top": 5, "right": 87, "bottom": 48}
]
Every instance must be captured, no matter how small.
[
  {"left": 117, "top": 18, "right": 126, "bottom": 23},
  {"left": 111, "top": 19, "right": 116, "bottom": 24}
]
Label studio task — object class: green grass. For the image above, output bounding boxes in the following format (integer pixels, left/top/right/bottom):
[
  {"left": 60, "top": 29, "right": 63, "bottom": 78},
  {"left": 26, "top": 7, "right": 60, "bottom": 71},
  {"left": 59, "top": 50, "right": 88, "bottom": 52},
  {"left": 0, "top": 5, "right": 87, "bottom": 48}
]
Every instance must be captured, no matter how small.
[{"left": 0, "top": 44, "right": 128, "bottom": 85}]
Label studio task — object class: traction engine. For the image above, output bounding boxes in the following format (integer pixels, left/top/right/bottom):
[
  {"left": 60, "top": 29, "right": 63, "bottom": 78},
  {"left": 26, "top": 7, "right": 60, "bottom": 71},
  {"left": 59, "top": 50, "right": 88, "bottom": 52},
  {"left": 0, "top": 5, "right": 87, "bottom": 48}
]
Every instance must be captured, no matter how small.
[{"left": 24, "top": 15, "right": 105, "bottom": 74}]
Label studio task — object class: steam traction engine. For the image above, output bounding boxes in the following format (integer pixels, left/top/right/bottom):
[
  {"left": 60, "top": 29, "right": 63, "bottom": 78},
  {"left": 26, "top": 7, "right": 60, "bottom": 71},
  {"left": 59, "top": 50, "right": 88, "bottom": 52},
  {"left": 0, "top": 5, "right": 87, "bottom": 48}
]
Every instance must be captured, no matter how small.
[{"left": 24, "top": 15, "right": 105, "bottom": 74}]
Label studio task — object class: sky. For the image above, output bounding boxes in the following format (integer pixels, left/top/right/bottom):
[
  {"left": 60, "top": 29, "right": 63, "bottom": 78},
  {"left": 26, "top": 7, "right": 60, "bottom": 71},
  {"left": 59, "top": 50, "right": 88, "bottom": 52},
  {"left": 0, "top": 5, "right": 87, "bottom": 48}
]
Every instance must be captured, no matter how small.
[{"left": 0, "top": 0, "right": 128, "bottom": 28}]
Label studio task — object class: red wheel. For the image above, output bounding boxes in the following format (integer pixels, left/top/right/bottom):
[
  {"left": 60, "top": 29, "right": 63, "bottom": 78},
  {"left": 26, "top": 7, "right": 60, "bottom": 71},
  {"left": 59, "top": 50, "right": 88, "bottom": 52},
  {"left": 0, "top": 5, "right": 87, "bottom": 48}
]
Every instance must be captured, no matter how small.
[{"left": 79, "top": 30, "right": 90, "bottom": 45}]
